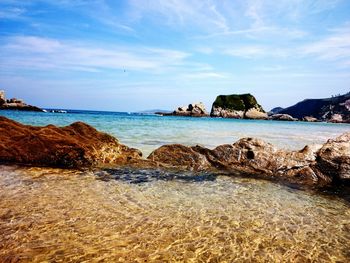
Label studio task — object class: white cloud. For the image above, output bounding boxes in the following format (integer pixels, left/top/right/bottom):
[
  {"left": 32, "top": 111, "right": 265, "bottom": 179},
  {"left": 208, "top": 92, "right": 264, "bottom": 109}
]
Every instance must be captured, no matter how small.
[
  {"left": 0, "top": 36, "right": 191, "bottom": 72},
  {"left": 128, "top": 0, "right": 230, "bottom": 32},
  {"left": 301, "top": 24, "right": 350, "bottom": 61},
  {"left": 223, "top": 45, "right": 290, "bottom": 58}
]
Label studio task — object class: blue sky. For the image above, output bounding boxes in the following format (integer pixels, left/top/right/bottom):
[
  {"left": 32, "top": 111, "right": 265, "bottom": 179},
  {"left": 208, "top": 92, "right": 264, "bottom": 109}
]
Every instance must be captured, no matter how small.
[{"left": 0, "top": 0, "right": 350, "bottom": 111}]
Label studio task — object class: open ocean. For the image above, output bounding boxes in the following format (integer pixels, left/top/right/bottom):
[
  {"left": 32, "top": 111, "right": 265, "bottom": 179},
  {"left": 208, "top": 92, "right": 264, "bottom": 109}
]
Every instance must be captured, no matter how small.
[{"left": 0, "top": 110, "right": 349, "bottom": 262}]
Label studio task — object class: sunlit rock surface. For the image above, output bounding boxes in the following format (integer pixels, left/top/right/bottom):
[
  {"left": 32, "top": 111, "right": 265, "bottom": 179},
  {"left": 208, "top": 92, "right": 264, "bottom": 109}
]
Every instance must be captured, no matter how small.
[{"left": 0, "top": 116, "right": 142, "bottom": 168}]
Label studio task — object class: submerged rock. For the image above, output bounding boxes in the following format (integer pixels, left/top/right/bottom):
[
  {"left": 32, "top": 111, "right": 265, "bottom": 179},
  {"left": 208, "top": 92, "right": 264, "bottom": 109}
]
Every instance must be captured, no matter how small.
[
  {"left": 210, "top": 93, "right": 267, "bottom": 119},
  {"left": 315, "top": 132, "right": 350, "bottom": 180},
  {"left": 0, "top": 116, "right": 142, "bottom": 168}
]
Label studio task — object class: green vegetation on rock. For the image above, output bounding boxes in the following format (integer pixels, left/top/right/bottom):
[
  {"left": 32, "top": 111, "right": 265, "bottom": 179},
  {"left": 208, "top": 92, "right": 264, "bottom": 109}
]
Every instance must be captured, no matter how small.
[{"left": 212, "top": 93, "right": 264, "bottom": 112}]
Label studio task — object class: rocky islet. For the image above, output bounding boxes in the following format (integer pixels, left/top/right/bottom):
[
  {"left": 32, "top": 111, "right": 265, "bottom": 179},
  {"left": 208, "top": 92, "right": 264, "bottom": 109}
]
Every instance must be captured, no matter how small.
[{"left": 0, "top": 90, "right": 43, "bottom": 112}]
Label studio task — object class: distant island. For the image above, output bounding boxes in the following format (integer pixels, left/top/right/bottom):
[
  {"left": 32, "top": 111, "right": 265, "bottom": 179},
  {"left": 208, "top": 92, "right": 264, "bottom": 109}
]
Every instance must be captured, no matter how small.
[
  {"left": 0, "top": 90, "right": 43, "bottom": 112},
  {"left": 2, "top": 88, "right": 349, "bottom": 123},
  {"left": 156, "top": 92, "right": 350, "bottom": 123}
]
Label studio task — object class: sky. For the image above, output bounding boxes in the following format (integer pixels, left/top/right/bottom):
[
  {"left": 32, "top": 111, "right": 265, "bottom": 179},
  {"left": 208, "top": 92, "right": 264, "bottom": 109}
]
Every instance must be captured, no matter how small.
[{"left": 0, "top": 0, "right": 350, "bottom": 112}]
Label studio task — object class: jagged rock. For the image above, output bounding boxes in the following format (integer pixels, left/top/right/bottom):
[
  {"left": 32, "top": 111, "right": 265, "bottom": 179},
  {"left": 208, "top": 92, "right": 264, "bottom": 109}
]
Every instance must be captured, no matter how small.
[
  {"left": 315, "top": 133, "right": 350, "bottom": 180},
  {"left": 210, "top": 106, "right": 244, "bottom": 118},
  {"left": 1, "top": 116, "right": 349, "bottom": 188},
  {"left": 210, "top": 94, "right": 266, "bottom": 119},
  {"left": 170, "top": 102, "right": 208, "bottom": 117},
  {"left": 269, "top": 114, "right": 298, "bottom": 121},
  {"left": 303, "top": 116, "right": 318, "bottom": 122},
  {"left": 0, "top": 116, "right": 142, "bottom": 168},
  {"left": 148, "top": 132, "right": 350, "bottom": 187}
]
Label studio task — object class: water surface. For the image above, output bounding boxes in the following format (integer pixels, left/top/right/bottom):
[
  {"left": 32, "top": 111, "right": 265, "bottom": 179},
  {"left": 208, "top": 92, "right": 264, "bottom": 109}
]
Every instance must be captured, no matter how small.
[
  {"left": 1, "top": 110, "right": 349, "bottom": 156},
  {"left": 0, "top": 165, "right": 349, "bottom": 262}
]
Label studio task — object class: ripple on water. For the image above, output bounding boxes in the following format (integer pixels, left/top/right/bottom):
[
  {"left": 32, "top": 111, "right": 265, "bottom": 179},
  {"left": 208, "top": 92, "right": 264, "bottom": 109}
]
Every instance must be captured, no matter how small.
[{"left": 0, "top": 165, "right": 349, "bottom": 262}]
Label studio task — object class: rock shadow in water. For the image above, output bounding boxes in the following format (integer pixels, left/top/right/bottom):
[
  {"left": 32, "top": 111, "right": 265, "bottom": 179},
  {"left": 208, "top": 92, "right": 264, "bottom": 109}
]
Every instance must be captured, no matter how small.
[{"left": 95, "top": 168, "right": 217, "bottom": 184}]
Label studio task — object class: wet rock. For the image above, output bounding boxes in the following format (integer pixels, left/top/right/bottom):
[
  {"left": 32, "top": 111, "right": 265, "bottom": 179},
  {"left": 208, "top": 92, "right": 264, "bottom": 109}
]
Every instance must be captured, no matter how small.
[
  {"left": 148, "top": 144, "right": 212, "bottom": 170},
  {"left": 269, "top": 114, "right": 298, "bottom": 121},
  {"left": 0, "top": 116, "right": 142, "bottom": 168},
  {"left": 148, "top": 133, "right": 350, "bottom": 187},
  {"left": 315, "top": 132, "right": 350, "bottom": 180}
]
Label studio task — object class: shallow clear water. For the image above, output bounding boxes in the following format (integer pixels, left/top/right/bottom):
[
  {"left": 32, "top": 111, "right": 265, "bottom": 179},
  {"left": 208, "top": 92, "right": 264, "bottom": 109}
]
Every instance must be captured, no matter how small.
[
  {"left": 1, "top": 110, "right": 349, "bottom": 156},
  {"left": 0, "top": 165, "right": 349, "bottom": 262},
  {"left": 1, "top": 110, "right": 350, "bottom": 262}
]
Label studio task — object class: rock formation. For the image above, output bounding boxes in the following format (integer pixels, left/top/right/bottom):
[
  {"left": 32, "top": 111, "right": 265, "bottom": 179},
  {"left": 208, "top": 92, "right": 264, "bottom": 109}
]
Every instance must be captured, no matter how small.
[
  {"left": 158, "top": 102, "right": 209, "bottom": 117},
  {"left": 1, "top": 116, "right": 349, "bottom": 189},
  {"left": 269, "top": 114, "right": 298, "bottom": 121},
  {"left": 148, "top": 133, "right": 350, "bottom": 187},
  {"left": 0, "top": 90, "right": 43, "bottom": 112},
  {"left": 278, "top": 92, "right": 350, "bottom": 123},
  {"left": 315, "top": 132, "right": 350, "bottom": 181},
  {"left": 210, "top": 94, "right": 267, "bottom": 119},
  {"left": 303, "top": 116, "right": 318, "bottom": 122},
  {"left": 0, "top": 116, "right": 142, "bottom": 168}
]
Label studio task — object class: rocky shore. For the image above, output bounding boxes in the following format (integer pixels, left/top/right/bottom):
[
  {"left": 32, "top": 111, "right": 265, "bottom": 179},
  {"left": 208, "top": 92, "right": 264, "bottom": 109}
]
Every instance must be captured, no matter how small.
[
  {"left": 156, "top": 102, "right": 209, "bottom": 117},
  {"left": 0, "top": 90, "right": 43, "bottom": 112},
  {"left": 155, "top": 92, "right": 350, "bottom": 123},
  {"left": 0, "top": 116, "right": 349, "bottom": 189}
]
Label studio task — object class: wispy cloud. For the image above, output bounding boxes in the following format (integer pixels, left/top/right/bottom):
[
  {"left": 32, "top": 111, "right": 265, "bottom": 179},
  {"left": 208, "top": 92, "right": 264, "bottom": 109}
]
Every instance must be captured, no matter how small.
[
  {"left": 0, "top": 6, "right": 26, "bottom": 19},
  {"left": 128, "top": 0, "right": 230, "bottom": 32},
  {"left": 301, "top": 24, "right": 350, "bottom": 61},
  {"left": 0, "top": 36, "right": 191, "bottom": 72},
  {"left": 223, "top": 45, "right": 290, "bottom": 59}
]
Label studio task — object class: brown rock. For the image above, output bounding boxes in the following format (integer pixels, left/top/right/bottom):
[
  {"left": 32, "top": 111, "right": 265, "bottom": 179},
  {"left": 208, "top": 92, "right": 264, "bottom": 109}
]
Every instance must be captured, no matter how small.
[
  {"left": 147, "top": 133, "right": 350, "bottom": 187},
  {"left": 0, "top": 116, "right": 142, "bottom": 168},
  {"left": 315, "top": 132, "right": 350, "bottom": 180}
]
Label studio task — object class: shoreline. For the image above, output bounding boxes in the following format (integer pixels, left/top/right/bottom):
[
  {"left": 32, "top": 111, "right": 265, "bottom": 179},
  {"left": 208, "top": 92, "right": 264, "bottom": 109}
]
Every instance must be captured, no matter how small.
[{"left": 0, "top": 116, "right": 349, "bottom": 191}]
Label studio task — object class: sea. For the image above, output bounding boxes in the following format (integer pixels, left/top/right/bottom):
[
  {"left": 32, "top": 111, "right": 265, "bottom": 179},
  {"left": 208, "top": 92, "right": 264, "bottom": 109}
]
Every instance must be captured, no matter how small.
[{"left": 0, "top": 109, "right": 349, "bottom": 262}]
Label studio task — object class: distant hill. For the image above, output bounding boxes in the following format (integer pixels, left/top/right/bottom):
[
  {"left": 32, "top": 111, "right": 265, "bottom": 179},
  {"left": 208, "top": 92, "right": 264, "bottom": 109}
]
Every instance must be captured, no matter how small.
[
  {"left": 269, "top": 107, "right": 284, "bottom": 114},
  {"left": 279, "top": 92, "right": 350, "bottom": 122}
]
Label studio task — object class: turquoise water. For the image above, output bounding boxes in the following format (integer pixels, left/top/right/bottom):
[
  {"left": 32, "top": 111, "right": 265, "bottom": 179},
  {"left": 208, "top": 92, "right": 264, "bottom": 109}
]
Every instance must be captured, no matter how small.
[
  {"left": 1, "top": 110, "right": 350, "bottom": 262},
  {"left": 1, "top": 109, "right": 349, "bottom": 156}
]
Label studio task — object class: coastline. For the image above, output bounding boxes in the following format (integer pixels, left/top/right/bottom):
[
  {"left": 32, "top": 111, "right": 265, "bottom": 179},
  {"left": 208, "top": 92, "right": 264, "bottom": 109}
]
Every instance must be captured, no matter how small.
[{"left": 1, "top": 115, "right": 349, "bottom": 191}]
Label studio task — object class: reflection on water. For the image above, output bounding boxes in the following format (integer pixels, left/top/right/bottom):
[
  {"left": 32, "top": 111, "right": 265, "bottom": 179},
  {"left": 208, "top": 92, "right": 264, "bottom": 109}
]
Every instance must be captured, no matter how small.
[{"left": 0, "top": 165, "right": 349, "bottom": 262}]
